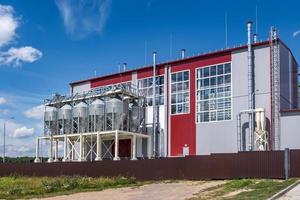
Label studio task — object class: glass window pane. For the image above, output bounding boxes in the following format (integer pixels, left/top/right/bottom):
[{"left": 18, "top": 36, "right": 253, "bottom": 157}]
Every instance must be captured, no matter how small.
[
  {"left": 210, "top": 66, "right": 216, "bottom": 76},
  {"left": 148, "top": 88, "right": 153, "bottom": 95},
  {"left": 171, "top": 94, "right": 176, "bottom": 104},
  {"left": 204, "top": 112, "right": 209, "bottom": 122},
  {"left": 210, "top": 77, "right": 216, "bottom": 86},
  {"left": 171, "top": 74, "right": 176, "bottom": 82},
  {"left": 217, "top": 76, "right": 224, "bottom": 85},
  {"left": 171, "top": 105, "right": 176, "bottom": 114},
  {"left": 204, "top": 68, "right": 209, "bottom": 77},
  {"left": 204, "top": 78, "right": 209, "bottom": 87},
  {"left": 183, "top": 82, "right": 189, "bottom": 90},
  {"left": 184, "top": 92, "right": 189, "bottom": 102},
  {"left": 225, "top": 74, "right": 231, "bottom": 84},
  {"left": 177, "top": 72, "right": 183, "bottom": 82},
  {"left": 225, "top": 63, "right": 231, "bottom": 74},
  {"left": 177, "top": 82, "right": 183, "bottom": 92},
  {"left": 177, "top": 93, "right": 183, "bottom": 103},
  {"left": 143, "top": 79, "right": 147, "bottom": 87},
  {"left": 148, "top": 78, "right": 153, "bottom": 87},
  {"left": 159, "top": 76, "right": 164, "bottom": 85},
  {"left": 171, "top": 84, "right": 176, "bottom": 93},
  {"left": 184, "top": 71, "right": 189, "bottom": 81},
  {"left": 217, "top": 64, "right": 224, "bottom": 75},
  {"left": 177, "top": 104, "right": 183, "bottom": 113},
  {"left": 210, "top": 111, "right": 216, "bottom": 121}
]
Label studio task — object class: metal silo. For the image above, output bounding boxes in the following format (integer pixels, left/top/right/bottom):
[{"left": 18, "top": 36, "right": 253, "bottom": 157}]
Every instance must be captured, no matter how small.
[
  {"left": 130, "top": 102, "right": 144, "bottom": 133},
  {"left": 44, "top": 106, "right": 57, "bottom": 135},
  {"left": 105, "top": 97, "right": 129, "bottom": 130},
  {"left": 89, "top": 99, "right": 105, "bottom": 132},
  {"left": 58, "top": 104, "right": 72, "bottom": 134},
  {"left": 72, "top": 102, "right": 88, "bottom": 133}
]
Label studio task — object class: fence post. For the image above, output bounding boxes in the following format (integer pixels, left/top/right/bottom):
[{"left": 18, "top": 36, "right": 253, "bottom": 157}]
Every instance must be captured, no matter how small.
[{"left": 284, "top": 148, "right": 290, "bottom": 180}]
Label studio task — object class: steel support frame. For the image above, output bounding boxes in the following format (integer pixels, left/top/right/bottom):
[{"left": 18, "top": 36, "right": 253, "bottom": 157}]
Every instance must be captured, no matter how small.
[{"left": 35, "top": 130, "right": 151, "bottom": 162}]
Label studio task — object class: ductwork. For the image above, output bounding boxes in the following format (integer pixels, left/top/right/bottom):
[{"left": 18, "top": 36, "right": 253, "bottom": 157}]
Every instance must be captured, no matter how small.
[{"left": 247, "top": 21, "right": 254, "bottom": 151}]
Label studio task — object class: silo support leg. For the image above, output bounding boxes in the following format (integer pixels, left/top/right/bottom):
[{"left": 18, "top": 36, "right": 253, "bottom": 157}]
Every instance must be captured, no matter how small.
[
  {"left": 48, "top": 136, "right": 54, "bottom": 163},
  {"left": 54, "top": 140, "right": 59, "bottom": 162},
  {"left": 113, "top": 130, "right": 120, "bottom": 160},
  {"left": 131, "top": 135, "right": 137, "bottom": 160},
  {"left": 62, "top": 135, "right": 68, "bottom": 162},
  {"left": 147, "top": 137, "right": 152, "bottom": 159},
  {"left": 34, "top": 137, "right": 41, "bottom": 163},
  {"left": 95, "top": 133, "right": 102, "bottom": 161},
  {"left": 78, "top": 134, "right": 86, "bottom": 162}
]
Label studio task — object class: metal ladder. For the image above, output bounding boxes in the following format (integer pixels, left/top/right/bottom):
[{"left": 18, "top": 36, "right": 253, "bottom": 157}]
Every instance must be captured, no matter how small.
[{"left": 270, "top": 27, "right": 281, "bottom": 150}]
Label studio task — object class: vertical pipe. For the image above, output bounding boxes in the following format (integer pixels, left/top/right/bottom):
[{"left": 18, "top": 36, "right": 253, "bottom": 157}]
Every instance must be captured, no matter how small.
[
  {"left": 237, "top": 114, "right": 241, "bottom": 151},
  {"left": 123, "top": 62, "right": 127, "bottom": 72},
  {"left": 62, "top": 135, "right": 67, "bottom": 161},
  {"left": 54, "top": 140, "right": 58, "bottom": 162},
  {"left": 181, "top": 49, "right": 186, "bottom": 59},
  {"left": 131, "top": 135, "right": 137, "bottom": 160},
  {"left": 113, "top": 130, "right": 120, "bottom": 160},
  {"left": 48, "top": 136, "right": 54, "bottom": 163},
  {"left": 247, "top": 21, "right": 254, "bottom": 151},
  {"left": 284, "top": 148, "right": 290, "bottom": 180},
  {"left": 254, "top": 34, "right": 258, "bottom": 43},
  {"left": 34, "top": 138, "right": 41, "bottom": 163},
  {"left": 152, "top": 52, "right": 157, "bottom": 157}
]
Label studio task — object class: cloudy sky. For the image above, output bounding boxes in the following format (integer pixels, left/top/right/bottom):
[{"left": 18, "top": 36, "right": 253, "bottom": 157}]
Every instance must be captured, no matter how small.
[{"left": 0, "top": 0, "right": 299, "bottom": 157}]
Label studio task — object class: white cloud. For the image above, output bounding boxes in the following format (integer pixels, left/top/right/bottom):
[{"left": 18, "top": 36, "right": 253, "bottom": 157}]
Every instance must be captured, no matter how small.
[
  {"left": 24, "top": 104, "right": 44, "bottom": 120},
  {"left": 55, "top": 0, "right": 112, "bottom": 39},
  {"left": 2, "top": 144, "right": 35, "bottom": 157},
  {"left": 293, "top": 30, "right": 300, "bottom": 38},
  {"left": 0, "top": 4, "right": 19, "bottom": 47},
  {"left": 0, "top": 97, "right": 7, "bottom": 104},
  {"left": 0, "top": 46, "right": 42, "bottom": 66},
  {"left": 12, "top": 126, "right": 35, "bottom": 138}
]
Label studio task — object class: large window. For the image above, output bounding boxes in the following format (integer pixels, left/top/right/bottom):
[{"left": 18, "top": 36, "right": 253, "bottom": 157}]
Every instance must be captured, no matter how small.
[
  {"left": 171, "top": 70, "right": 190, "bottom": 114},
  {"left": 196, "top": 63, "right": 232, "bottom": 122},
  {"left": 138, "top": 76, "right": 164, "bottom": 106}
]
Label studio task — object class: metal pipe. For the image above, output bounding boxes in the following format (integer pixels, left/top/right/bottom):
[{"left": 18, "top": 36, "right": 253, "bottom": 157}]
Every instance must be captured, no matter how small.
[
  {"left": 237, "top": 114, "right": 241, "bottom": 151},
  {"left": 123, "top": 63, "right": 127, "bottom": 72},
  {"left": 181, "top": 49, "right": 186, "bottom": 59},
  {"left": 247, "top": 21, "right": 254, "bottom": 151},
  {"left": 152, "top": 52, "right": 157, "bottom": 157},
  {"left": 254, "top": 34, "right": 258, "bottom": 43}
]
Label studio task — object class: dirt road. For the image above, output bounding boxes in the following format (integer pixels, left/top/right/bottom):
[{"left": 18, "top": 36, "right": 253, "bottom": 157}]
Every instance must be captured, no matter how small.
[{"left": 35, "top": 180, "right": 225, "bottom": 200}]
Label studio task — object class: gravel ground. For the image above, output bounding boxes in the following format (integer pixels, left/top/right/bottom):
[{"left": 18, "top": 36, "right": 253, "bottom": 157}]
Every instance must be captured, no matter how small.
[{"left": 34, "top": 180, "right": 225, "bottom": 200}]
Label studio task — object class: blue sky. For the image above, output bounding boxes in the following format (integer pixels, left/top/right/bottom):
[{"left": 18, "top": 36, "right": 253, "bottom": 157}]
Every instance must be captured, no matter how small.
[{"left": 0, "top": 0, "right": 299, "bottom": 157}]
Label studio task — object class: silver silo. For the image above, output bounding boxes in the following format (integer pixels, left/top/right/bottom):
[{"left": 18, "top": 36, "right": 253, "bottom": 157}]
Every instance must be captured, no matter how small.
[
  {"left": 105, "top": 97, "right": 129, "bottom": 130},
  {"left": 72, "top": 102, "right": 88, "bottom": 133},
  {"left": 130, "top": 102, "right": 144, "bottom": 133},
  {"left": 89, "top": 99, "right": 105, "bottom": 132},
  {"left": 58, "top": 104, "right": 72, "bottom": 134},
  {"left": 44, "top": 106, "right": 57, "bottom": 135}
]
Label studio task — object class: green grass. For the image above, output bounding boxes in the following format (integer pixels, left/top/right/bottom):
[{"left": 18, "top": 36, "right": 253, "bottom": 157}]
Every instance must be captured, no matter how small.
[
  {"left": 0, "top": 175, "right": 136, "bottom": 199},
  {"left": 190, "top": 178, "right": 298, "bottom": 200}
]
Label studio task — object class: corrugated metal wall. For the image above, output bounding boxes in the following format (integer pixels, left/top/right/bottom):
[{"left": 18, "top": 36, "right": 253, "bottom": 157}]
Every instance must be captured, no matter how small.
[{"left": 0, "top": 150, "right": 296, "bottom": 180}]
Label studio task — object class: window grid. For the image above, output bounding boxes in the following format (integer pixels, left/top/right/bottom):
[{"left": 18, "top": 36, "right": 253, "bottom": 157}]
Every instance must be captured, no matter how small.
[
  {"left": 138, "top": 76, "right": 164, "bottom": 106},
  {"left": 196, "top": 63, "right": 232, "bottom": 123},
  {"left": 171, "top": 70, "right": 190, "bottom": 114}
]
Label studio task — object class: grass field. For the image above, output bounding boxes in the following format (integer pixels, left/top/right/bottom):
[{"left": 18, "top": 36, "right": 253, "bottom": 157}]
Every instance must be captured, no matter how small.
[
  {"left": 0, "top": 175, "right": 136, "bottom": 199},
  {"left": 190, "top": 178, "right": 298, "bottom": 200},
  {"left": 0, "top": 176, "right": 297, "bottom": 199}
]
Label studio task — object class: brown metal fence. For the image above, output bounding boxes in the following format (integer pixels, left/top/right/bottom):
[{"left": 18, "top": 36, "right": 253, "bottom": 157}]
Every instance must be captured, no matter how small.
[
  {"left": 0, "top": 150, "right": 296, "bottom": 180},
  {"left": 290, "top": 150, "right": 300, "bottom": 177}
]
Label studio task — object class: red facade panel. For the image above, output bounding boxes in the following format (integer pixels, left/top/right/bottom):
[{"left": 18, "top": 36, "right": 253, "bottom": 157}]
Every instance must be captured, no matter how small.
[
  {"left": 90, "top": 72, "right": 132, "bottom": 88},
  {"left": 137, "top": 67, "right": 165, "bottom": 79},
  {"left": 170, "top": 53, "right": 231, "bottom": 156}
]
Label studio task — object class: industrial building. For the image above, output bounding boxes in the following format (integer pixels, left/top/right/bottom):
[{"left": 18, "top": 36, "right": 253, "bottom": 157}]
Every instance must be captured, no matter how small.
[{"left": 35, "top": 22, "right": 300, "bottom": 162}]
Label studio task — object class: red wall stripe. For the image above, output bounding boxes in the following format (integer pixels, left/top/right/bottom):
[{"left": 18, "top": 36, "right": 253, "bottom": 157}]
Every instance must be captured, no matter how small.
[
  {"left": 137, "top": 67, "right": 165, "bottom": 79},
  {"left": 170, "top": 53, "right": 231, "bottom": 156},
  {"left": 91, "top": 73, "right": 132, "bottom": 88}
]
